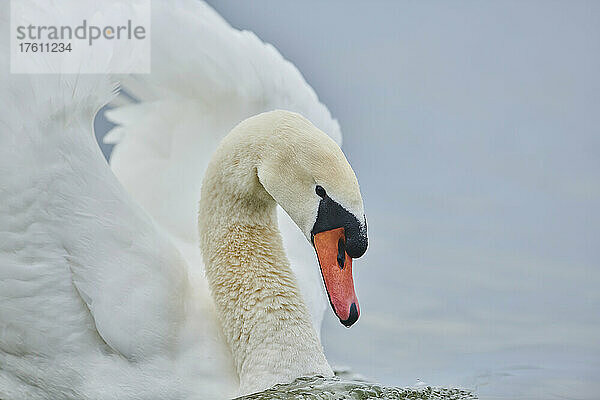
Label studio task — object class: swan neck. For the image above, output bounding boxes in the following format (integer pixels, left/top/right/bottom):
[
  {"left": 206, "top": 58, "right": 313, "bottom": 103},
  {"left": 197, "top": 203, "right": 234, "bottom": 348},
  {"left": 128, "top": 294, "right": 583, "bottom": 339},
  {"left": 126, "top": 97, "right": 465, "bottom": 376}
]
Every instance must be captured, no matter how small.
[{"left": 198, "top": 112, "right": 332, "bottom": 394}]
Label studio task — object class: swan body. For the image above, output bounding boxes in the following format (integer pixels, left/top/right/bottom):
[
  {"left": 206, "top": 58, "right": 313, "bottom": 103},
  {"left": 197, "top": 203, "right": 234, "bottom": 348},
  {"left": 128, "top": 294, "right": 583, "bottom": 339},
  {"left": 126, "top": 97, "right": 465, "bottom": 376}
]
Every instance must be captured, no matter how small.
[{"left": 0, "top": 1, "right": 367, "bottom": 399}]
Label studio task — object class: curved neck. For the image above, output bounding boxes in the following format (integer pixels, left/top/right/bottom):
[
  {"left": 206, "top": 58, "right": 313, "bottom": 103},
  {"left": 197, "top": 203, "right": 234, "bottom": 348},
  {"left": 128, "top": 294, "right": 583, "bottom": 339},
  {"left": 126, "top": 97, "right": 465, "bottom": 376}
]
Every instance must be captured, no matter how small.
[{"left": 198, "top": 112, "right": 332, "bottom": 394}]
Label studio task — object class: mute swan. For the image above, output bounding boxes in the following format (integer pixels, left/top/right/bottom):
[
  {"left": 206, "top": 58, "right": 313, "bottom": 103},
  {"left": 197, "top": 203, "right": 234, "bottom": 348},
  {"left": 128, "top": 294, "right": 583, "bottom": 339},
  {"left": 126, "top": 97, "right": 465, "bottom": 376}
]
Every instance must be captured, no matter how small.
[
  {"left": 0, "top": 1, "right": 367, "bottom": 399},
  {"left": 198, "top": 110, "right": 367, "bottom": 392}
]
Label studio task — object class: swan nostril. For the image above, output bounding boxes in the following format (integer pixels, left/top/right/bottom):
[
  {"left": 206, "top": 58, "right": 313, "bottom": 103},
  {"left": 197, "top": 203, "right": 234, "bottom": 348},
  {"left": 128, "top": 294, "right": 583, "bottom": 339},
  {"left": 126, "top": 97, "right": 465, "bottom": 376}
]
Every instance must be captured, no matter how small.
[{"left": 337, "top": 237, "right": 345, "bottom": 269}]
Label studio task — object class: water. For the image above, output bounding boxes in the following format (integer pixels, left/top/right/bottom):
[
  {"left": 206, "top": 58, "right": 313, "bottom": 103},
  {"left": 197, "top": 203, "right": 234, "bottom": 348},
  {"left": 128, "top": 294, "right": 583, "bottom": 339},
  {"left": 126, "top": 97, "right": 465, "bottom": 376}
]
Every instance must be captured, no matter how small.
[{"left": 237, "top": 376, "right": 477, "bottom": 400}]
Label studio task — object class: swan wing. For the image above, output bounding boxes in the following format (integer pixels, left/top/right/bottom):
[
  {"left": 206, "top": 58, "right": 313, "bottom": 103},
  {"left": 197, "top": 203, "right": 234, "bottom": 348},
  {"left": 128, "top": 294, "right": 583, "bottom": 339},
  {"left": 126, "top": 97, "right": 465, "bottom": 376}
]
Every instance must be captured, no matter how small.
[
  {"left": 106, "top": 0, "right": 340, "bottom": 333},
  {"left": 0, "top": 15, "right": 189, "bottom": 363}
]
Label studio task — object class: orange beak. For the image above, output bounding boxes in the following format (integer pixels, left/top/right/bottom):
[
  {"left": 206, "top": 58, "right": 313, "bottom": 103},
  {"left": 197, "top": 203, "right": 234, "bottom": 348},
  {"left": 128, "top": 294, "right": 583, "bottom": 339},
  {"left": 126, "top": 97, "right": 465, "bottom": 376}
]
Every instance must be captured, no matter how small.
[{"left": 313, "top": 227, "right": 360, "bottom": 327}]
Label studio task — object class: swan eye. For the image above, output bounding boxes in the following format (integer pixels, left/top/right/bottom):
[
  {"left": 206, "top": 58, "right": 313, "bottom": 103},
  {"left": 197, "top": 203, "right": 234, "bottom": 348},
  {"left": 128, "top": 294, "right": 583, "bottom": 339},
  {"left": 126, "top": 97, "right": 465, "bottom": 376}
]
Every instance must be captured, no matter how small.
[{"left": 315, "top": 185, "right": 326, "bottom": 198}]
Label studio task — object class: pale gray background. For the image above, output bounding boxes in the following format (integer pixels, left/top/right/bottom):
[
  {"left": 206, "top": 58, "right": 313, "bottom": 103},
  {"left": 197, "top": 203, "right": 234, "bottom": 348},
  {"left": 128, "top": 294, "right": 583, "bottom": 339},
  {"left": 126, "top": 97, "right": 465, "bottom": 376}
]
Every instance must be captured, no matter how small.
[{"left": 98, "top": 1, "right": 600, "bottom": 399}]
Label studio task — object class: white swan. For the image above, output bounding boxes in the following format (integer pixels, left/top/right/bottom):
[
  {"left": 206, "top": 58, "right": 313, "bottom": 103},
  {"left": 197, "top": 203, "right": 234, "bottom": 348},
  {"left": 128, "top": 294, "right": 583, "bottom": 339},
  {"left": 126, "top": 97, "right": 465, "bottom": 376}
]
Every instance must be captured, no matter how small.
[{"left": 0, "top": 1, "right": 367, "bottom": 399}]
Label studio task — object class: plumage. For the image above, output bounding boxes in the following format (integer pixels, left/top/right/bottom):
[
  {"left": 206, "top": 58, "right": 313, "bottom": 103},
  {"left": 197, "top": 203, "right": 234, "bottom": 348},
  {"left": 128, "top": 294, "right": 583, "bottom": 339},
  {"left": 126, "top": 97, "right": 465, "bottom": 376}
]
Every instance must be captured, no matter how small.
[{"left": 0, "top": 1, "right": 364, "bottom": 399}]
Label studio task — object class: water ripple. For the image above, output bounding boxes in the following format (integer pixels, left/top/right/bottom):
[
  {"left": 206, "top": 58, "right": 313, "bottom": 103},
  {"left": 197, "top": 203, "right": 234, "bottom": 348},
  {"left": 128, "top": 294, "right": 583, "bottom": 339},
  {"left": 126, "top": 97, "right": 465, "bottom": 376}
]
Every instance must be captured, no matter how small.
[{"left": 236, "top": 376, "right": 477, "bottom": 399}]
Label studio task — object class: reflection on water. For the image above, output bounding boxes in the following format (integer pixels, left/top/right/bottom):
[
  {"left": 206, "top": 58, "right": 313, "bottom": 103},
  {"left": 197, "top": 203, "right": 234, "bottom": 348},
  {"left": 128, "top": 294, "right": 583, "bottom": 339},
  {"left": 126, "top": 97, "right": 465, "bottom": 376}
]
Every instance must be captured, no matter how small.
[{"left": 236, "top": 376, "right": 477, "bottom": 400}]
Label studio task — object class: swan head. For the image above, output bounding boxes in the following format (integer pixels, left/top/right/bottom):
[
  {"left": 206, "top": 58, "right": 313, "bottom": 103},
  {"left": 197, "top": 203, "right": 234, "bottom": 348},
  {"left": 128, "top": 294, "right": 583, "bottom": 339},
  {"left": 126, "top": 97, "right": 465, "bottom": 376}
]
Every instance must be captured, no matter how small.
[{"left": 257, "top": 111, "right": 368, "bottom": 327}]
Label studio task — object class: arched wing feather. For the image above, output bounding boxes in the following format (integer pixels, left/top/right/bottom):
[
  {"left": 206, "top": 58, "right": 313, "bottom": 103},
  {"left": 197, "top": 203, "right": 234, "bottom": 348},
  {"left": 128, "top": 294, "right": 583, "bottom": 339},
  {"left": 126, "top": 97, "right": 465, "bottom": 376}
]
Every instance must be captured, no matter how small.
[{"left": 0, "top": 5, "right": 189, "bottom": 362}]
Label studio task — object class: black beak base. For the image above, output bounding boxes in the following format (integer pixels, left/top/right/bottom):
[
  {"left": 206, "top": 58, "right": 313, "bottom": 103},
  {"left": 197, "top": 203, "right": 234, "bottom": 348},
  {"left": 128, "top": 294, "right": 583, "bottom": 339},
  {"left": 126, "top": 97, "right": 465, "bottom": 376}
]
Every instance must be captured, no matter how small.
[{"left": 311, "top": 192, "right": 367, "bottom": 258}]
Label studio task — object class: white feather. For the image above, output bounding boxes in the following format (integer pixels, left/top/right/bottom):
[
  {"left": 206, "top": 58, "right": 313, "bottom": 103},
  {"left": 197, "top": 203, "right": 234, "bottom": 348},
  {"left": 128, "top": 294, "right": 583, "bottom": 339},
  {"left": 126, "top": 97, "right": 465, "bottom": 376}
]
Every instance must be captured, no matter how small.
[{"left": 0, "top": 2, "right": 235, "bottom": 399}]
